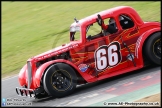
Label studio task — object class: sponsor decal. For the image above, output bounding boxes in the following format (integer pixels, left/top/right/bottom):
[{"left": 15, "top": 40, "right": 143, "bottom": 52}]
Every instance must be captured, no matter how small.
[
  {"left": 78, "top": 64, "right": 88, "bottom": 72},
  {"left": 35, "top": 44, "right": 79, "bottom": 61}
]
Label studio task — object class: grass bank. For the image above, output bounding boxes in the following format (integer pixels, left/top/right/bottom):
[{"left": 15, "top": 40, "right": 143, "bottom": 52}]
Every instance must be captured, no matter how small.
[{"left": 2, "top": 1, "right": 160, "bottom": 78}]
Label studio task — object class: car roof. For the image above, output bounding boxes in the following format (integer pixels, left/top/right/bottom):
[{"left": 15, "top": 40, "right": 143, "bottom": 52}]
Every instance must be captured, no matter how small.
[{"left": 70, "top": 6, "right": 143, "bottom": 27}]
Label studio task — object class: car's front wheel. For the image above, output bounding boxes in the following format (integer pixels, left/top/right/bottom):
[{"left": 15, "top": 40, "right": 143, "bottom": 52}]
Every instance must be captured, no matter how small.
[
  {"left": 144, "top": 32, "right": 161, "bottom": 65},
  {"left": 43, "top": 63, "right": 77, "bottom": 98}
]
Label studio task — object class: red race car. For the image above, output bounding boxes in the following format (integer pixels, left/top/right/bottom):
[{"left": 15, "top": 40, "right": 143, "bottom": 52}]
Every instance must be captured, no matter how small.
[{"left": 16, "top": 6, "right": 161, "bottom": 98}]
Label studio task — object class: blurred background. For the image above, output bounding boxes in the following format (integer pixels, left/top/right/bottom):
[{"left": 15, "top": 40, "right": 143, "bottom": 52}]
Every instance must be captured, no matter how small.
[{"left": 2, "top": 1, "right": 160, "bottom": 78}]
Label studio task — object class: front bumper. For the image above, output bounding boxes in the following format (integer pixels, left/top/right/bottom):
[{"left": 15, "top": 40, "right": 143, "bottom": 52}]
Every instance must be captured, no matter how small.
[{"left": 16, "top": 87, "right": 36, "bottom": 98}]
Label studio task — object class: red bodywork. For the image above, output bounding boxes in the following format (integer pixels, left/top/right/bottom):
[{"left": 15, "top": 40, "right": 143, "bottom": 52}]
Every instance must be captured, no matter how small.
[{"left": 18, "top": 6, "right": 160, "bottom": 90}]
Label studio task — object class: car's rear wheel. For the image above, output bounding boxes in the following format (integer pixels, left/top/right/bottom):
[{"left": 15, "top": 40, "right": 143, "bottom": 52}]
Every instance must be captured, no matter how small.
[
  {"left": 144, "top": 32, "right": 161, "bottom": 65},
  {"left": 43, "top": 63, "right": 77, "bottom": 98}
]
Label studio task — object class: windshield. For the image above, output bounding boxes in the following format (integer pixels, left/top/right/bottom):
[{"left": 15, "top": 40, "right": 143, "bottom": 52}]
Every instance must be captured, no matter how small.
[{"left": 70, "top": 26, "right": 81, "bottom": 41}]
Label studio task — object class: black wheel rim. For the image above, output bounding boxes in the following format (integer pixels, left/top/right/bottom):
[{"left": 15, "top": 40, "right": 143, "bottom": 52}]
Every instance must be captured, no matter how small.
[
  {"left": 153, "top": 39, "right": 161, "bottom": 59},
  {"left": 51, "top": 70, "right": 71, "bottom": 91}
]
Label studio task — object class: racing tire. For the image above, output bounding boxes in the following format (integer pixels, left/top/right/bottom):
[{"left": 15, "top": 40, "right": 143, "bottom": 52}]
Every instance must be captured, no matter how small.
[
  {"left": 144, "top": 32, "right": 161, "bottom": 65},
  {"left": 43, "top": 63, "right": 77, "bottom": 98}
]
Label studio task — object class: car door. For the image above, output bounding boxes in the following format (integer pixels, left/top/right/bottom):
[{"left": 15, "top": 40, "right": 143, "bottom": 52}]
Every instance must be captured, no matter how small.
[
  {"left": 84, "top": 18, "right": 130, "bottom": 77},
  {"left": 117, "top": 14, "right": 140, "bottom": 67}
]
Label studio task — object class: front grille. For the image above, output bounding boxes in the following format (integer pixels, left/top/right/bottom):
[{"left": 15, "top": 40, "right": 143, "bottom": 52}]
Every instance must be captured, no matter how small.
[
  {"left": 27, "top": 61, "right": 32, "bottom": 89},
  {"left": 16, "top": 87, "right": 36, "bottom": 98}
]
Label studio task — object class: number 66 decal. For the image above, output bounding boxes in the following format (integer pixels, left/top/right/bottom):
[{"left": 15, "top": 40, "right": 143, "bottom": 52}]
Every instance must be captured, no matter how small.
[{"left": 94, "top": 41, "right": 122, "bottom": 71}]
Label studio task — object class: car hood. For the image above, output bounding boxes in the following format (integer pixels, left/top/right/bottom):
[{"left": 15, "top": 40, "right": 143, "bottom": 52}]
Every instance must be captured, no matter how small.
[{"left": 32, "top": 42, "right": 79, "bottom": 61}]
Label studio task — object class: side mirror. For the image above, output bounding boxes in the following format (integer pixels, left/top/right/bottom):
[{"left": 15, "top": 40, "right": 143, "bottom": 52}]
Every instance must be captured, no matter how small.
[{"left": 87, "top": 35, "right": 92, "bottom": 41}]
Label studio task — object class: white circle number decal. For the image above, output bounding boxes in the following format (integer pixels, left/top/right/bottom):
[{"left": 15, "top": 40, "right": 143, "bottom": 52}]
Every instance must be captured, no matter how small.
[
  {"left": 95, "top": 41, "right": 121, "bottom": 71},
  {"left": 96, "top": 48, "right": 107, "bottom": 70}
]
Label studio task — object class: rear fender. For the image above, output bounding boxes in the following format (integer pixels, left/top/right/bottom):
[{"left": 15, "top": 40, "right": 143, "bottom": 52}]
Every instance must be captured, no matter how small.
[
  {"left": 34, "top": 59, "right": 83, "bottom": 88},
  {"left": 135, "top": 28, "right": 161, "bottom": 66}
]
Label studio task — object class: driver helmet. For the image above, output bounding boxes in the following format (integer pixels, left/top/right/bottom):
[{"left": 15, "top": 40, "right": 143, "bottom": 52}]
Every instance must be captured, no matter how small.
[
  {"left": 109, "top": 18, "right": 118, "bottom": 29},
  {"left": 109, "top": 18, "right": 115, "bottom": 25}
]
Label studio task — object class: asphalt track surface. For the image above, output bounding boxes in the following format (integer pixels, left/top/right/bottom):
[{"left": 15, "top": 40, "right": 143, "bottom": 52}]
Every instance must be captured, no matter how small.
[{"left": 2, "top": 65, "right": 161, "bottom": 107}]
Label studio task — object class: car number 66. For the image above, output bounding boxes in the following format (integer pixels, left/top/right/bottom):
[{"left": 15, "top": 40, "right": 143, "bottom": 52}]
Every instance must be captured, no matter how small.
[{"left": 94, "top": 41, "right": 122, "bottom": 71}]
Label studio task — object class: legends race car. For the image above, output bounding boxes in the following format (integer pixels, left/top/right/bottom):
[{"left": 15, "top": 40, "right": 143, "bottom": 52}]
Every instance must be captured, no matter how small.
[{"left": 16, "top": 6, "right": 161, "bottom": 98}]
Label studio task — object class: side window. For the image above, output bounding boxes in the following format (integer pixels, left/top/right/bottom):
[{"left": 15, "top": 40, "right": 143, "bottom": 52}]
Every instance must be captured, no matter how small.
[
  {"left": 86, "top": 22, "right": 102, "bottom": 40},
  {"left": 86, "top": 17, "right": 118, "bottom": 41},
  {"left": 119, "top": 14, "right": 134, "bottom": 29}
]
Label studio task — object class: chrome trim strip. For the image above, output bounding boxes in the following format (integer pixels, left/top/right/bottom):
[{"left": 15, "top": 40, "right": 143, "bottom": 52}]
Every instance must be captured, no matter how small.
[{"left": 27, "top": 61, "right": 32, "bottom": 89}]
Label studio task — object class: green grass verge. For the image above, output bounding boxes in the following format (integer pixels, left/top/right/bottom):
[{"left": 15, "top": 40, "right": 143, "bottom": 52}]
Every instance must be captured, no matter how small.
[{"left": 2, "top": 1, "right": 160, "bottom": 78}]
